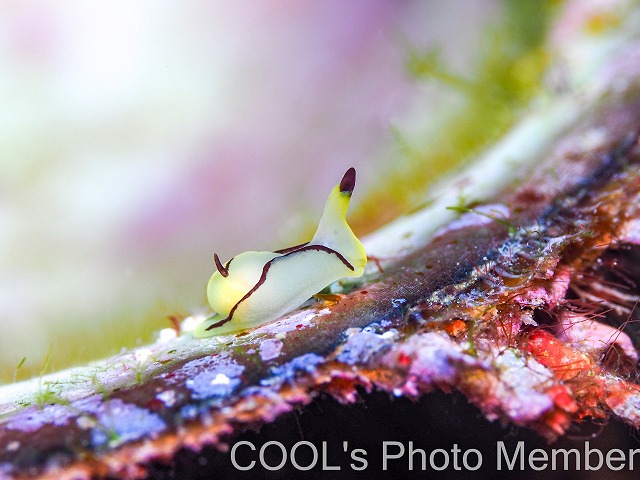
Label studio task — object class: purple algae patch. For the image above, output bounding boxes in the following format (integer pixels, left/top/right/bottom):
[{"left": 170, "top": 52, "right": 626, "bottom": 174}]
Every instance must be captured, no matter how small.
[
  {"left": 184, "top": 357, "right": 245, "bottom": 400},
  {"left": 84, "top": 398, "right": 166, "bottom": 447},
  {"left": 5, "top": 404, "right": 76, "bottom": 433},
  {"left": 259, "top": 339, "right": 283, "bottom": 361},
  {"left": 261, "top": 353, "right": 324, "bottom": 386},
  {"left": 336, "top": 331, "right": 394, "bottom": 365}
]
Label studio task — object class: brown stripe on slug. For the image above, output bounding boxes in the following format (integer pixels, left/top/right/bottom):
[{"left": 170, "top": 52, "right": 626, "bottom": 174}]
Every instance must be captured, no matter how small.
[
  {"left": 205, "top": 245, "right": 354, "bottom": 331},
  {"left": 204, "top": 314, "right": 232, "bottom": 330},
  {"left": 206, "top": 260, "right": 274, "bottom": 330},
  {"left": 273, "top": 242, "right": 310, "bottom": 254},
  {"left": 287, "top": 244, "right": 354, "bottom": 271},
  {"left": 213, "top": 253, "right": 229, "bottom": 277},
  {"left": 340, "top": 167, "right": 356, "bottom": 194}
]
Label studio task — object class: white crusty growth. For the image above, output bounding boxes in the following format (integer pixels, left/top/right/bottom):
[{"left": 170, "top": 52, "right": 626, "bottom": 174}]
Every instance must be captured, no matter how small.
[{"left": 194, "top": 168, "right": 367, "bottom": 337}]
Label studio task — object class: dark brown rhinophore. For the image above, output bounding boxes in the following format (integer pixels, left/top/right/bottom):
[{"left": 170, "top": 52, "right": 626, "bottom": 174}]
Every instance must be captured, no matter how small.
[
  {"left": 340, "top": 167, "right": 356, "bottom": 194},
  {"left": 213, "top": 253, "right": 229, "bottom": 277}
]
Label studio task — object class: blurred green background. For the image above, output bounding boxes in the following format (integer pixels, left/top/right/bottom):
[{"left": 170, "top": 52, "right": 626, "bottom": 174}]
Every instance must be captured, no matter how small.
[{"left": 1, "top": 1, "right": 558, "bottom": 382}]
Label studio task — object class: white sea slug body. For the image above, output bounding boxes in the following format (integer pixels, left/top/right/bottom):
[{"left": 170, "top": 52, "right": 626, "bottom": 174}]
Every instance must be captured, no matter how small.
[{"left": 194, "top": 168, "right": 367, "bottom": 337}]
